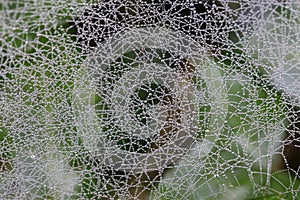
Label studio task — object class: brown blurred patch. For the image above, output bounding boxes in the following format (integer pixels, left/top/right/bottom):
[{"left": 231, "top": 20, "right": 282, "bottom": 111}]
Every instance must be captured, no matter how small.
[{"left": 0, "top": 160, "right": 12, "bottom": 172}]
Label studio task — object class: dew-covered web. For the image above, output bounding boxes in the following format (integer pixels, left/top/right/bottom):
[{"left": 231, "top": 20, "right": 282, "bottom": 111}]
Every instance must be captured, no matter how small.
[{"left": 1, "top": 1, "right": 300, "bottom": 199}]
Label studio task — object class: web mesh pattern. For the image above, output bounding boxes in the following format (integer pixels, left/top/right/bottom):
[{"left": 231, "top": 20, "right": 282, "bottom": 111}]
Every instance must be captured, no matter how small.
[{"left": 1, "top": 1, "right": 300, "bottom": 199}]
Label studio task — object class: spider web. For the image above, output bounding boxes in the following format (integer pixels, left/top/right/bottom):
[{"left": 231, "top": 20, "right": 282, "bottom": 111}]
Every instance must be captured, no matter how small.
[{"left": 1, "top": 1, "right": 300, "bottom": 199}]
